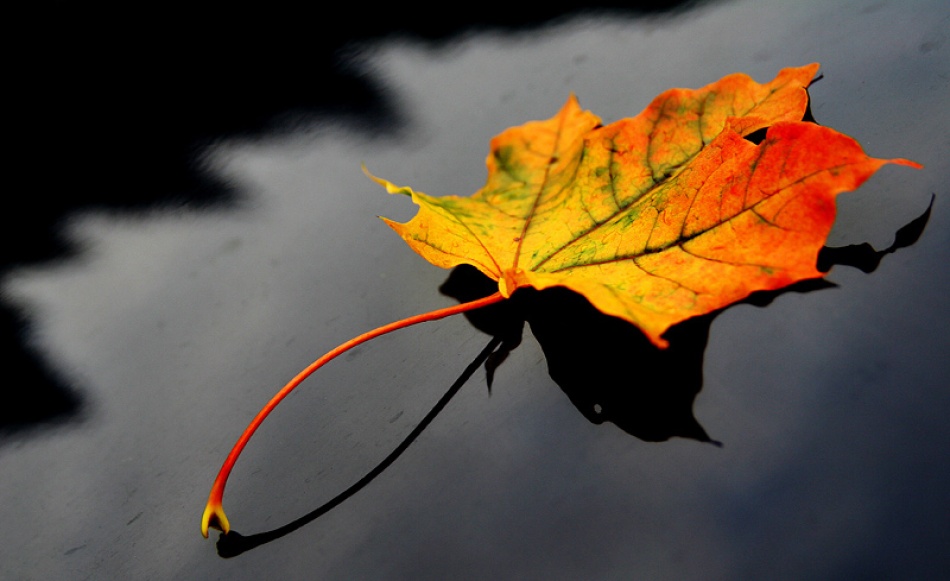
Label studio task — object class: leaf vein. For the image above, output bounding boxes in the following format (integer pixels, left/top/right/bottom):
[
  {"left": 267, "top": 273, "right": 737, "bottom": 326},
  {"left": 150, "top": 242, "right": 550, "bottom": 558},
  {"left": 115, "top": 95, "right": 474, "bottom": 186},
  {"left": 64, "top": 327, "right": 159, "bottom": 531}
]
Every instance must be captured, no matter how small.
[{"left": 436, "top": 204, "right": 504, "bottom": 275}]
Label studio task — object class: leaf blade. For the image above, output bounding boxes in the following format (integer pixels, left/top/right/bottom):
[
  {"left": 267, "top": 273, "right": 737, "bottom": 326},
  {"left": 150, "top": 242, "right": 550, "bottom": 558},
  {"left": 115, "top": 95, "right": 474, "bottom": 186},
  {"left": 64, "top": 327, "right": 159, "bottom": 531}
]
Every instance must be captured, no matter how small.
[{"left": 378, "top": 64, "right": 920, "bottom": 347}]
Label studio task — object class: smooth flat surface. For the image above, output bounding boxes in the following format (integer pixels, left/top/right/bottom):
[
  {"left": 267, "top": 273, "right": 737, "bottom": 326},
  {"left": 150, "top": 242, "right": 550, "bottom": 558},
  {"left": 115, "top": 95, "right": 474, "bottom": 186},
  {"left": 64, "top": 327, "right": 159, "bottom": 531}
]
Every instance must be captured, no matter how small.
[{"left": 3, "top": 1, "right": 948, "bottom": 579}]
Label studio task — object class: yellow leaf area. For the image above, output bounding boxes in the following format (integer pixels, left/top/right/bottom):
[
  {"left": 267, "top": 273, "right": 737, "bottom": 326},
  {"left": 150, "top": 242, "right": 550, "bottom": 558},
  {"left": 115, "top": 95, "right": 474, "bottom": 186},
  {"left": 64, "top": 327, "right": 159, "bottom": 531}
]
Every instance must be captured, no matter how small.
[{"left": 372, "top": 64, "right": 920, "bottom": 347}]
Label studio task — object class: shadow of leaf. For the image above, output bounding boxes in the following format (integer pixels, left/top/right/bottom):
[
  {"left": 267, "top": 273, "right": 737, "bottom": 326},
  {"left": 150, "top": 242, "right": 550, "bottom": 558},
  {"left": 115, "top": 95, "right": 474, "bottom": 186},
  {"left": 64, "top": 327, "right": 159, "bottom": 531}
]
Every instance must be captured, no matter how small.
[
  {"left": 440, "top": 195, "right": 934, "bottom": 444},
  {"left": 440, "top": 265, "right": 719, "bottom": 444}
]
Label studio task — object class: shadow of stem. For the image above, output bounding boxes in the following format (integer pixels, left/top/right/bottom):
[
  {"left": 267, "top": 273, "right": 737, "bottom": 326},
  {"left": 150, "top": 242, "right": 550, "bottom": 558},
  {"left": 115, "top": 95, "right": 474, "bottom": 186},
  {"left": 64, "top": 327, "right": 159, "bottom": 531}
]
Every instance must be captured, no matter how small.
[{"left": 215, "top": 335, "right": 503, "bottom": 558}]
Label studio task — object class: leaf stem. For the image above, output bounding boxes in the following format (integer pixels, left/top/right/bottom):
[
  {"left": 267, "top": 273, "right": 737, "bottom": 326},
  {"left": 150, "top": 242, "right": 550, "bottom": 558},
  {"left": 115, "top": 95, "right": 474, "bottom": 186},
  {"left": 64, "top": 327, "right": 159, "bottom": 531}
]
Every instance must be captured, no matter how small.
[{"left": 201, "top": 291, "right": 505, "bottom": 538}]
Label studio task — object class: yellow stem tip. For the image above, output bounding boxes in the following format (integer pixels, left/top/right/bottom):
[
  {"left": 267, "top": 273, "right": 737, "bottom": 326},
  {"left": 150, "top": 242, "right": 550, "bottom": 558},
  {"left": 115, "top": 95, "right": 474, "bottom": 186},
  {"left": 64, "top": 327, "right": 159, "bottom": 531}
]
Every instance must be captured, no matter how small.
[{"left": 201, "top": 502, "right": 230, "bottom": 538}]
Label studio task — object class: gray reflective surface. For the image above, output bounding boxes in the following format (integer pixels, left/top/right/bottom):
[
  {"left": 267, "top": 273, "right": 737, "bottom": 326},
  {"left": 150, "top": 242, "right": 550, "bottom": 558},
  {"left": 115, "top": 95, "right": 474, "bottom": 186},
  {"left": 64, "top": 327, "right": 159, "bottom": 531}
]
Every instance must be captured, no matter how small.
[{"left": 3, "top": 0, "right": 948, "bottom": 578}]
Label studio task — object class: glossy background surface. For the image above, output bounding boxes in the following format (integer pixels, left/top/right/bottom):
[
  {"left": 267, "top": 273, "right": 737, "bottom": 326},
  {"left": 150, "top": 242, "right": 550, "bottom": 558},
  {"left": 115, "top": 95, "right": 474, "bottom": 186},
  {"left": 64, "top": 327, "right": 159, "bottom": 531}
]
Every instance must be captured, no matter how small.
[{"left": 3, "top": 1, "right": 948, "bottom": 579}]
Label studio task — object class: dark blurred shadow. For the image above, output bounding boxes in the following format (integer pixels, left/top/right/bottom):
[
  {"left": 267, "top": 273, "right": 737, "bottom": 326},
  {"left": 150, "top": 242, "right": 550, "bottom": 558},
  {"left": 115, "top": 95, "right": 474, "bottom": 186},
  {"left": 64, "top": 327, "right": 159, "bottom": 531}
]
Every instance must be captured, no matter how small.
[
  {"left": 7, "top": 0, "right": 716, "bottom": 267},
  {"left": 0, "top": 302, "right": 83, "bottom": 436},
  {"left": 5, "top": 0, "right": 718, "bottom": 439}
]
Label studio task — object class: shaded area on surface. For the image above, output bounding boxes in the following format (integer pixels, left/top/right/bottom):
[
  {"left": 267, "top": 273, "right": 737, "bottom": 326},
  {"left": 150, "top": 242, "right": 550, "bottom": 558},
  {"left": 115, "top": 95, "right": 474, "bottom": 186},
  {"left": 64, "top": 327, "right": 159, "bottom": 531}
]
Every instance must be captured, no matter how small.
[{"left": 0, "top": 303, "right": 82, "bottom": 434}]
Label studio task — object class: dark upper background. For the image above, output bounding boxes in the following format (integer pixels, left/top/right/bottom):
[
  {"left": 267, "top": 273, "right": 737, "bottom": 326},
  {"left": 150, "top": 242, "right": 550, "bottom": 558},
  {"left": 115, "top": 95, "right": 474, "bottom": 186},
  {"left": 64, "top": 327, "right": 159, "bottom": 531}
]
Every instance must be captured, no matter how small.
[
  {"left": 6, "top": 1, "right": 711, "bottom": 264},
  {"left": 4, "top": 0, "right": 712, "bottom": 432}
]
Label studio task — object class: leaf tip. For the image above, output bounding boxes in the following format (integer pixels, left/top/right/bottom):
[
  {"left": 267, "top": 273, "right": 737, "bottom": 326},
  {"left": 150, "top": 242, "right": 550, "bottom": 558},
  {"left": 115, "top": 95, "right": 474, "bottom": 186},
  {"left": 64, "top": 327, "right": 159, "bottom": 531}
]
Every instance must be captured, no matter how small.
[
  {"left": 363, "top": 164, "right": 414, "bottom": 197},
  {"left": 889, "top": 158, "right": 923, "bottom": 170},
  {"left": 560, "top": 92, "right": 593, "bottom": 120}
]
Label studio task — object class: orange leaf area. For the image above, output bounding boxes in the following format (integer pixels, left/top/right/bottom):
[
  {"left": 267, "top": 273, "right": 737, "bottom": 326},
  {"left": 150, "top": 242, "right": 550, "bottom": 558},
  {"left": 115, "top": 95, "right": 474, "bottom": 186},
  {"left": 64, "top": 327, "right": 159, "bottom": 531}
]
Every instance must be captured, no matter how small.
[{"left": 373, "top": 64, "right": 920, "bottom": 347}]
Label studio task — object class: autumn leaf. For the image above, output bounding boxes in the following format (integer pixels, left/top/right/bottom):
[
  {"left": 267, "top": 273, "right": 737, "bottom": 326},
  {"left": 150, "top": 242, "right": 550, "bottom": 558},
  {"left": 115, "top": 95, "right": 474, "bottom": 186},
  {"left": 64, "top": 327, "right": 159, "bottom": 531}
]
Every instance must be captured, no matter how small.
[
  {"left": 201, "top": 63, "right": 921, "bottom": 538},
  {"left": 372, "top": 63, "right": 920, "bottom": 347}
]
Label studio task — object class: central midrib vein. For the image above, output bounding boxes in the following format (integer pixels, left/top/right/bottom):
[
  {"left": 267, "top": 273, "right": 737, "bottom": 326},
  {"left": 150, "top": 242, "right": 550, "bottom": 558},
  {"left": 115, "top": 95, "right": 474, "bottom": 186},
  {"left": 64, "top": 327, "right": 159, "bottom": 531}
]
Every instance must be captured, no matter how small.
[{"left": 512, "top": 112, "right": 569, "bottom": 270}]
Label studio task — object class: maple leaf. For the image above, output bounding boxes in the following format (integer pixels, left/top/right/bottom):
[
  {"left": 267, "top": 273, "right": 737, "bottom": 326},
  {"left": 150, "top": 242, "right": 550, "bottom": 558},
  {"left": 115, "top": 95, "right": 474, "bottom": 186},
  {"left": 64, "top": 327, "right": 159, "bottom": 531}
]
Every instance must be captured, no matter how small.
[
  {"left": 372, "top": 63, "right": 920, "bottom": 347},
  {"left": 201, "top": 64, "right": 921, "bottom": 539}
]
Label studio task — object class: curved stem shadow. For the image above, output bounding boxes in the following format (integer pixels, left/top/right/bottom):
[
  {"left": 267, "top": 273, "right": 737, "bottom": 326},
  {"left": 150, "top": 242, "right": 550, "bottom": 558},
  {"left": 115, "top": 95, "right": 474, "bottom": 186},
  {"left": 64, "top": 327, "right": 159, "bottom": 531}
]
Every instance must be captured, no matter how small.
[{"left": 215, "top": 335, "right": 503, "bottom": 558}]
